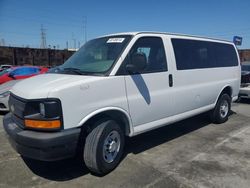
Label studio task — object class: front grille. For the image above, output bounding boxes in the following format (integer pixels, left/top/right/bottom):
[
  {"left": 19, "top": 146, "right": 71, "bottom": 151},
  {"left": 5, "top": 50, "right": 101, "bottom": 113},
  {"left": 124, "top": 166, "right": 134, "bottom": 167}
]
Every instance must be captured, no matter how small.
[
  {"left": 241, "top": 83, "right": 250, "bottom": 88},
  {"left": 241, "top": 74, "right": 250, "bottom": 84}
]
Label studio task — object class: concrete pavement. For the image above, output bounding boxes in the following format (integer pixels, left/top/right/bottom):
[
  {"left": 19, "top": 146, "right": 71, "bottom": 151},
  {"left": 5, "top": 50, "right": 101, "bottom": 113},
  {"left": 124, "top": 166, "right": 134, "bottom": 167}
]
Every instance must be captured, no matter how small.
[{"left": 0, "top": 100, "right": 250, "bottom": 188}]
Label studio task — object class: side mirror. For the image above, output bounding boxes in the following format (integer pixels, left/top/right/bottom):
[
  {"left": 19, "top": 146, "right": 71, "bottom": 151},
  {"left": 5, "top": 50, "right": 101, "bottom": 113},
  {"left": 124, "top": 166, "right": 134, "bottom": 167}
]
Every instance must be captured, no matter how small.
[
  {"left": 126, "top": 52, "right": 147, "bottom": 74},
  {"left": 8, "top": 72, "right": 15, "bottom": 79}
]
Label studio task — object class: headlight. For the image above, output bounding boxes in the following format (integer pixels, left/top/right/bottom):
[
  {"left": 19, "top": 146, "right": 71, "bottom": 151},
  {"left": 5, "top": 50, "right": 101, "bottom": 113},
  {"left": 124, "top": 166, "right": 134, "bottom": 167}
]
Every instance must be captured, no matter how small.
[
  {"left": 39, "top": 103, "right": 45, "bottom": 116},
  {"left": 0, "top": 91, "right": 10, "bottom": 98},
  {"left": 24, "top": 99, "right": 63, "bottom": 130}
]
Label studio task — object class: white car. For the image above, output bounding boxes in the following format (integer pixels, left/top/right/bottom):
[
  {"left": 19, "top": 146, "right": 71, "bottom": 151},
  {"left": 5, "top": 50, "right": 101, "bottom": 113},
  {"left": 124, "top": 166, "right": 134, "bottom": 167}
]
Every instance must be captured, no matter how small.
[
  {"left": 0, "top": 80, "right": 20, "bottom": 111},
  {"left": 239, "top": 61, "right": 250, "bottom": 99},
  {"left": 0, "top": 64, "right": 12, "bottom": 72},
  {"left": 3, "top": 32, "right": 241, "bottom": 175}
]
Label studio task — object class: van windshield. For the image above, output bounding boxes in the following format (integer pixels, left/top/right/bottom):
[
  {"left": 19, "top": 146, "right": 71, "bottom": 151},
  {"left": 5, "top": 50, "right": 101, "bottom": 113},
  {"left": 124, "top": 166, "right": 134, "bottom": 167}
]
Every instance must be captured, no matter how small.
[{"left": 56, "top": 35, "right": 131, "bottom": 75}]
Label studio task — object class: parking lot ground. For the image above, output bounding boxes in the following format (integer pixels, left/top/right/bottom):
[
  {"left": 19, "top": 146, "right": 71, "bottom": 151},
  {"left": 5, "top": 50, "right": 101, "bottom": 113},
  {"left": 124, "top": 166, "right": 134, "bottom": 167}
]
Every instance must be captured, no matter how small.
[{"left": 0, "top": 100, "right": 250, "bottom": 188}]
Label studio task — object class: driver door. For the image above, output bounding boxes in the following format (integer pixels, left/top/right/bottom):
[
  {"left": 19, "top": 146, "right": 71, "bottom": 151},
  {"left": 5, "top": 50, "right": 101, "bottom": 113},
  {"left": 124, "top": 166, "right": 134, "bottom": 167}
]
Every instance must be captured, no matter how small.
[{"left": 122, "top": 36, "right": 176, "bottom": 129}]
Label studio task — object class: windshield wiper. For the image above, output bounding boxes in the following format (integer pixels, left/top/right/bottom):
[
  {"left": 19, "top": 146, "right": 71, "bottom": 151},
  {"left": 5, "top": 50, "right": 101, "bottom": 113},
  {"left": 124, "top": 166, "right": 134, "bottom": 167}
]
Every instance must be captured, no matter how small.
[
  {"left": 63, "top": 68, "right": 84, "bottom": 75},
  {"left": 61, "top": 67, "right": 101, "bottom": 76}
]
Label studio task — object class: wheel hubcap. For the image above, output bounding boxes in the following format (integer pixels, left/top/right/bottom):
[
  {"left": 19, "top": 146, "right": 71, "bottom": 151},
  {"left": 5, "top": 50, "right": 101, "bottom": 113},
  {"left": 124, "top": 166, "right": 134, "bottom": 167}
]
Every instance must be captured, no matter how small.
[
  {"left": 220, "top": 100, "right": 229, "bottom": 118},
  {"left": 103, "top": 130, "right": 121, "bottom": 163}
]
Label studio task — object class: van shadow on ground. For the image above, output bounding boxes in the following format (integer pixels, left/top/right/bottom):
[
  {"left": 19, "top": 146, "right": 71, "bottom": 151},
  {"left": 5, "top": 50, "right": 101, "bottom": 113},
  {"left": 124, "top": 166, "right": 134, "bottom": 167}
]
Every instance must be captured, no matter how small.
[
  {"left": 23, "top": 111, "right": 223, "bottom": 181},
  {"left": 124, "top": 112, "right": 212, "bottom": 155}
]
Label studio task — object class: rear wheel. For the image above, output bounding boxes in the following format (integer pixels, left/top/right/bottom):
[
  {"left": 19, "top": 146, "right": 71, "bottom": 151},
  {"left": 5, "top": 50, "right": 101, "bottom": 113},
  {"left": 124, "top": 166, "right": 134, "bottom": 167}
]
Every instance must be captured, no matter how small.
[
  {"left": 83, "top": 119, "right": 124, "bottom": 175},
  {"left": 210, "top": 94, "right": 231, "bottom": 124}
]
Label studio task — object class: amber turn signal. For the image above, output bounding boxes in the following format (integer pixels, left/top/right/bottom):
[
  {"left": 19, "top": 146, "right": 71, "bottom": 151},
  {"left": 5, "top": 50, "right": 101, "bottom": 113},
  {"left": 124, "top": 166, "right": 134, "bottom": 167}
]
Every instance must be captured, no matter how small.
[{"left": 25, "top": 119, "right": 61, "bottom": 129}]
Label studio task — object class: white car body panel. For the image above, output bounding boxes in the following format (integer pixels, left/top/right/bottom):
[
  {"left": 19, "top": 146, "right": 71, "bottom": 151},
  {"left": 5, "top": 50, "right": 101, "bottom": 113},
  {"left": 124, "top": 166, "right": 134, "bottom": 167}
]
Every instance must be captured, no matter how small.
[
  {"left": 0, "top": 80, "right": 20, "bottom": 111},
  {"left": 47, "top": 76, "right": 129, "bottom": 129},
  {"left": 11, "top": 74, "right": 95, "bottom": 99},
  {"left": 12, "top": 74, "right": 129, "bottom": 130},
  {"left": 10, "top": 32, "right": 241, "bottom": 136},
  {"left": 133, "top": 104, "right": 214, "bottom": 136},
  {"left": 124, "top": 72, "right": 175, "bottom": 127}
]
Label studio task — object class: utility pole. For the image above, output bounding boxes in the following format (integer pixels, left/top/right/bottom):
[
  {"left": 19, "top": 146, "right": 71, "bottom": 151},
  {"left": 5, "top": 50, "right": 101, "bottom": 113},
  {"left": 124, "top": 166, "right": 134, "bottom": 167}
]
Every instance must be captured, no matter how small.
[
  {"left": 40, "top": 25, "right": 47, "bottom": 49},
  {"left": 72, "top": 33, "right": 76, "bottom": 49},
  {"left": 0, "top": 38, "right": 5, "bottom": 46},
  {"left": 83, "top": 16, "right": 87, "bottom": 44}
]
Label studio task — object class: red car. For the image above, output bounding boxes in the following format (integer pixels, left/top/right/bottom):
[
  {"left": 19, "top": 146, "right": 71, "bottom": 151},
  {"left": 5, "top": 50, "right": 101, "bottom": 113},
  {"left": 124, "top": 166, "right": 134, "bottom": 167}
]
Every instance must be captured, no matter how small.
[{"left": 0, "top": 66, "right": 48, "bottom": 84}]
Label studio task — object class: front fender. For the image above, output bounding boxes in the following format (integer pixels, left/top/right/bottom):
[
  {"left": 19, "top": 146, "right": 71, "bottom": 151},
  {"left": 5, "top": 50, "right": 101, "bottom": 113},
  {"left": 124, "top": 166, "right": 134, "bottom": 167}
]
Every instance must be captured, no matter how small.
[{"left": 77, "top": 107, "right": 134, "bottom": 136}]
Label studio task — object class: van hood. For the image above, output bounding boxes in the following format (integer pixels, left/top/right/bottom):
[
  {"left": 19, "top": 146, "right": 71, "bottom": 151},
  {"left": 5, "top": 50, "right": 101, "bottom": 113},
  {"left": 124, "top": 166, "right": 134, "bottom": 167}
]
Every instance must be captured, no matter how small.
[{"left": 11, "top": 73, "right": 103, "bottom": 99}]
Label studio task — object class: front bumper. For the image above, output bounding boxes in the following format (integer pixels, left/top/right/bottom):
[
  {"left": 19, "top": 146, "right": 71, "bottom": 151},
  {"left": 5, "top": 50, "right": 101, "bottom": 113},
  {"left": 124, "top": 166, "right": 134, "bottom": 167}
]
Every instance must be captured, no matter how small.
[
  {"left": 3, "top": 113, "right": 81, "bottom": 161},
  {"left": 239, "top": 87, "right": 250, "bottom": 98}
]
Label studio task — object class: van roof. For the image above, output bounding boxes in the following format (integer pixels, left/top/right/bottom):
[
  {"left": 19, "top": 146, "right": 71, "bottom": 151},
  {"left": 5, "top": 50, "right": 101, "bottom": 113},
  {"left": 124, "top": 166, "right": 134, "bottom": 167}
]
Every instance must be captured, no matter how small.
[{"left": 103, "top": 31, "right": 233, "bottom": 44}]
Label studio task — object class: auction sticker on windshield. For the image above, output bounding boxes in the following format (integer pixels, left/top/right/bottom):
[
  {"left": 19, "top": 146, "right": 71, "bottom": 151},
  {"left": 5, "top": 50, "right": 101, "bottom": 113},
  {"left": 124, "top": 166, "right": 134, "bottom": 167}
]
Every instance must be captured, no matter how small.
[{"left": 107, "top": 38, "right": 125, "bottom": 43}]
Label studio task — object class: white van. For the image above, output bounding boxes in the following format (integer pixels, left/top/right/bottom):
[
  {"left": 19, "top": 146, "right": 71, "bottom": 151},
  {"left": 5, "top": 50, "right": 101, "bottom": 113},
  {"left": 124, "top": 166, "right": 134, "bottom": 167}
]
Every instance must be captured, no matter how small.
[{"left": 3, "top": 32, "right": 240, "bottom": 175}]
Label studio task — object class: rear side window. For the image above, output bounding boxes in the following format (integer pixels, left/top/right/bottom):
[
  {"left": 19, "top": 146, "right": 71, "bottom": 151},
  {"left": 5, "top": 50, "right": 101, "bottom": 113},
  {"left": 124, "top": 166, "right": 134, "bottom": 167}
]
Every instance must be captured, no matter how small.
[
  {"left": 214, "top": 43, "right": 238, "bottom": 67},
  {"left": 171, "top": 39, "right": 238, "bottom": 70}
]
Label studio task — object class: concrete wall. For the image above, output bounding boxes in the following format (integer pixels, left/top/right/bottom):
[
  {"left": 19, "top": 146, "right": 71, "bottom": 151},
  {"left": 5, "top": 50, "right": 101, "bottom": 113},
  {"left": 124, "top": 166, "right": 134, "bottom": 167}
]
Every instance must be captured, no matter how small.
[
  {"left": 1, "top": 46, "right": 250, "bottom": 67},
  {"left": 238, "top": 49, "right": 250, "bottom": 62},
  {"left": 0, "top": 47, "right": 75, "bottom": 67}
]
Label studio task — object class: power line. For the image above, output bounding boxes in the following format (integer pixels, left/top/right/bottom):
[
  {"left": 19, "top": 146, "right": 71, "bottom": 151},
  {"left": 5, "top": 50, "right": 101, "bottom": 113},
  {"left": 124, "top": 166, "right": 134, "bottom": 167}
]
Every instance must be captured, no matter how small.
[{"left": 1, "top": 16, "right": 83, "bottom": 29}]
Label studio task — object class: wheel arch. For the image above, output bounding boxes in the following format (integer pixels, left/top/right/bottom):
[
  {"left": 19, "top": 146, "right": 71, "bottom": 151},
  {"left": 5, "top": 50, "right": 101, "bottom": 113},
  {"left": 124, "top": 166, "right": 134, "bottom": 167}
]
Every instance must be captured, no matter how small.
[
  {"left": 215, "top": 85, "right": 232, "bottom": 105},
  {"left": 78, "top": 107, "right": 133, "bottom": 136}
]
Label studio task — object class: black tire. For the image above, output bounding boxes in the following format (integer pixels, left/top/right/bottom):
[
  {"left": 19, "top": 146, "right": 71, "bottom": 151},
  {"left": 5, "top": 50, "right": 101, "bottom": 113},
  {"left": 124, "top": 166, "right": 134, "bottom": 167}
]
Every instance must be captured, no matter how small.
[
  {"left": 83, "top": 119, "right": 124, "bottom": 175},
  {"left": 210, "top": 93, "right": 231, "bottom": 124}
]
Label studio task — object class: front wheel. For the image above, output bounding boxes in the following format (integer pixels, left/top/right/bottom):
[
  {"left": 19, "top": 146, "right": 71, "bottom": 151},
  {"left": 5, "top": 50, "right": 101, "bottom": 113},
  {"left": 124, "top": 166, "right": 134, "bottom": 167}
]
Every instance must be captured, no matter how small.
[
  {"left": 210, "top": 94, "right": 231, "bottom": 124},
  {"left": 83, "top": 119, "right": 124, "bottom": 175}
]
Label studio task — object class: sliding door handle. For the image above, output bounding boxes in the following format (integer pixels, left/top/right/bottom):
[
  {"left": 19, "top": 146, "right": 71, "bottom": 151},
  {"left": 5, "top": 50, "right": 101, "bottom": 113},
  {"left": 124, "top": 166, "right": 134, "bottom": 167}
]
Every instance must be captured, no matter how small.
[{"left": 169, "top": 74, "right": 173, "bottom": 87}]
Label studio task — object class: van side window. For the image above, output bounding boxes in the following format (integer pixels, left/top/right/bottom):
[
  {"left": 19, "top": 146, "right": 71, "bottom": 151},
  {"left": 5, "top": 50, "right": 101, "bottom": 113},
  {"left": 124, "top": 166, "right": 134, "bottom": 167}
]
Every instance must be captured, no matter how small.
[
  {"left": 172, "top": 39, "right": 238, "bottom": 70},
  {"left": 118, "top": 37, "right": 167, "bottom": 75},
  {"left": 214, "top": 43, "right": 238, "bottom": 67}
]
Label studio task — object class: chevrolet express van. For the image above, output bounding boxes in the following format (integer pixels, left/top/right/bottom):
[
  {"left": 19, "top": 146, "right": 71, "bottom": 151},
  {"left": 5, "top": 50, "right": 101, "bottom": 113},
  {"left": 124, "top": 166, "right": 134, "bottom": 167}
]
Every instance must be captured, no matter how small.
[{"left": 3, "top": 32, "right": 240, "bottom": 175}]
